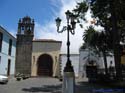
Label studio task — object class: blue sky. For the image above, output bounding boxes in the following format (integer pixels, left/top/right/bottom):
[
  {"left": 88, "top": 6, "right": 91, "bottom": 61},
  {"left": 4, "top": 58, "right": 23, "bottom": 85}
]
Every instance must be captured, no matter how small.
[
  {"left": 0, "top": 0, "right": 91, "bottom": 53},
  {"left": 0, "top": 0, "right": 61, "bottom": 31}
]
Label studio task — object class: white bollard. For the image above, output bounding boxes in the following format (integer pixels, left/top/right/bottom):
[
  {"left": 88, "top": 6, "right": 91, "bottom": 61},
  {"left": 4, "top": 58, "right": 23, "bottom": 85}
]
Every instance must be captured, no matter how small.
[{"left": 62, "top": 72, "right": 75, "bottom": 93}]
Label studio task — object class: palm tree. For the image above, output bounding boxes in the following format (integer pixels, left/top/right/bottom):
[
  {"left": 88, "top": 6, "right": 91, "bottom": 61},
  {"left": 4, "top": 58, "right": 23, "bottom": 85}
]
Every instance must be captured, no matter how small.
[
  {"left": 74, "top": 0, "right": 125, "bottom": 80},
  {"left": 83, "top": 26, "right": 98, "bottom": 47},
  {"left": 83, "top": 26, "right": 109, "bottom": 75},
  {"left": 98, "top": 31, "right": 108, "bottom": 75}
]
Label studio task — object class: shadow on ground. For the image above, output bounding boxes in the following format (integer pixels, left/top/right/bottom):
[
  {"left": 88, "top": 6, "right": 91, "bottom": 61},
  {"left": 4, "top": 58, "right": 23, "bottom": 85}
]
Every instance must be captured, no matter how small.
[
  {"left": 22, "top": 80, "right": 125, "bottom": 93},
  {"left": 22, "top": 84, "right": 62, "bottom": 93},
  {"left": 75, "top": 82, "right": 93, "bottom": 93},
  {"left": 75, "top": 81, "right": 125, "bottom": 93}
]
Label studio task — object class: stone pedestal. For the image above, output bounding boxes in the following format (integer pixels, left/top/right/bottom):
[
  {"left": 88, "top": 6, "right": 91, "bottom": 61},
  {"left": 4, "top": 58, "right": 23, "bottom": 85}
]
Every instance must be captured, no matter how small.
[{"left": 62, "top": 72, "right": 75, "bottom": 93}]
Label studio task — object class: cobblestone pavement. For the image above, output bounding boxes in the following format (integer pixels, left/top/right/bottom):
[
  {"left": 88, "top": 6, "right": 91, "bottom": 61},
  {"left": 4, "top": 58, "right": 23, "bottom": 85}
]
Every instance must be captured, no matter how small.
[{"left": 0, "top": 77, "right": 124, "bottom": 93}]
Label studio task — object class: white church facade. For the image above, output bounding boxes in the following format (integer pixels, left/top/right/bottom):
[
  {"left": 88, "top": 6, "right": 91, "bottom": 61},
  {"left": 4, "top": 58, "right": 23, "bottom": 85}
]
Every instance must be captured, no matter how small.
[{"left": 79, "top": 48, "right": 115, "bottom": 78}]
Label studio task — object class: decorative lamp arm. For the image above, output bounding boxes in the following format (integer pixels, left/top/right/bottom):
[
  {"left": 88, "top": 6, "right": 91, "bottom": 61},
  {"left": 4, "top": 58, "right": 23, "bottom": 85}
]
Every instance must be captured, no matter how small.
[{"left": 57, "top": 26, "right": 67, "bottom": 33}]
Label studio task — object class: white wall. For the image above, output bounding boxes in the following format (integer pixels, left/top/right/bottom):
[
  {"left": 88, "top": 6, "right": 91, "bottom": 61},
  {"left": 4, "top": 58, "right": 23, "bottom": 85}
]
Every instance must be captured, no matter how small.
[
  {"left": 79, "top": 49, "right": 115, "bottom": 78},
  {"left": 60, "top": 54, "right": 79, "bottom": 77},
  {"left": 0, "top": 26, "right": 16, "bottom": 75}
]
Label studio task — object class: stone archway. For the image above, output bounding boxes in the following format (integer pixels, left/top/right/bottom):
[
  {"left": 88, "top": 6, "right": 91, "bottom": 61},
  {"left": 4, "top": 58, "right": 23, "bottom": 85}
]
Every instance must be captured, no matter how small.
[{"left": 37, "top": 54, "right": 53, "bottom": 76}]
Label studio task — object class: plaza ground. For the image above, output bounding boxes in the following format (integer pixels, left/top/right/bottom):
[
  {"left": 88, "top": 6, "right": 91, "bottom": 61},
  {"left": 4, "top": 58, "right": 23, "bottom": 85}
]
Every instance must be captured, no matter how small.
[{"left": 0, "top": 77, "right": 124, "bottom": 93}]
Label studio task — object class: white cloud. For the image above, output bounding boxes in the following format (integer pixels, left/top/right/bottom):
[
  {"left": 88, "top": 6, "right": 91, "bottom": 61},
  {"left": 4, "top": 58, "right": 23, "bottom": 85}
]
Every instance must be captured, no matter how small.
[
  {"left": 7, "top": 0, "right": 103, "bottom": 54},
  {"left": 9, "top": 29, "right": 17, "bottom": 38},
  {"left": 8, "top": 0, "right": 101, "bottom": 54},
  {"left": 34, "top": 0, "right": 85, "bottom": 54}
]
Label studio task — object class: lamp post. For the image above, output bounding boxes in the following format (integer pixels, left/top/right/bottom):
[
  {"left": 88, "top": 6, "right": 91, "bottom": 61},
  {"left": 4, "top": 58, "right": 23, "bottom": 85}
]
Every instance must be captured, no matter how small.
[
  {"left": 55, "top": 10, "right": 76, "bottom": 93},
  {"left": 55, "top": 10, "right": 76, "bottom": 72}
]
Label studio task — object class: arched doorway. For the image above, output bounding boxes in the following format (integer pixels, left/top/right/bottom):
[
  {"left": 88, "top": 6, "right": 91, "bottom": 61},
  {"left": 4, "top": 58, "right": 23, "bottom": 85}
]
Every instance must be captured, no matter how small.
[{"left": 37, "top": 54, "right": 53, "bottom": 76}]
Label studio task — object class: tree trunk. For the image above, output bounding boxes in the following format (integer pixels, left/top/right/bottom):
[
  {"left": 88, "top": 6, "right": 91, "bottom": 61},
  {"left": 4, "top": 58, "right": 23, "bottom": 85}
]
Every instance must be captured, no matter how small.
[
  {"left": 110, "top": 0, "right": 122, "bottom": 80},
  {"left": 102, "top": 50, "right": 108, "bottom": 75}
]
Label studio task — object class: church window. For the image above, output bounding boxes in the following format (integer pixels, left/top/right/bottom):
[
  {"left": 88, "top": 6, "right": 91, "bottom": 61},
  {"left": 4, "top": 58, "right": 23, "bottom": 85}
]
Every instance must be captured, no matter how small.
[
  {"left": 0, "top": 56, "right": 1, "bottom": 64},
  {"left": 0, "top": 32, "right": 3, "bottom": 52},
  {"left": 8, "top": 39, "right": 12, "bottom": 55}
]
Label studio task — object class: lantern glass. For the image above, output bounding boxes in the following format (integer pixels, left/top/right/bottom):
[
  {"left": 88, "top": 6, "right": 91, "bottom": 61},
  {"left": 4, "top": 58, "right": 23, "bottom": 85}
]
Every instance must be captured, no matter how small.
[
  {"left": 55, "top": 17, "right": 61, "bottom": 28},
  {"left": 65, "top": 10, "right": 71, "bottom": 20},
  {"left": 71, "top": 14, "right": 75, "bottom": 23}
]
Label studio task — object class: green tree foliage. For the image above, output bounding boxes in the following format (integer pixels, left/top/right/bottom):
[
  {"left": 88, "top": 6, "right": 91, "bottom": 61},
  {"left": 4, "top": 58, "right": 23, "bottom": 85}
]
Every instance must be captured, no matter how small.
[
  {"left": 91, "top": 0, "right": 125, "bottom": 80},
  {"left": 83, "top": 25, "right": 109, "bottom": 74},
  {"left": 73, "top": 0, "right": 125, "bottom": 80},
  {"left": 91, "top": 0, "right": 125, "bottom": 43}
]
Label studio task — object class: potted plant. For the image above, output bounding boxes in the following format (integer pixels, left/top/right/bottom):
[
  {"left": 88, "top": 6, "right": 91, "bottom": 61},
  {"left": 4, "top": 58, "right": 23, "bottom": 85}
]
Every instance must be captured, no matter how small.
[{"left": 16, "top": 73, "right": 22, "bottom": 81}]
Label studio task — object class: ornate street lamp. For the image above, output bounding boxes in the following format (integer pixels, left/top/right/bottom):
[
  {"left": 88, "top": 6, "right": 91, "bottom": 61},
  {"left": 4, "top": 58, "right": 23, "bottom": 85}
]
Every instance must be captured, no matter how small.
[{"left": 55, "top": 10, "right": 76, "bottom": 72}]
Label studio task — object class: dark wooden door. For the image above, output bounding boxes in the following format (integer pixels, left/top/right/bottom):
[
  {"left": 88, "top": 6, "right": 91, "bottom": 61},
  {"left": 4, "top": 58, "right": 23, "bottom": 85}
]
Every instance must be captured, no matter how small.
[
  {"left": 37, "top": 54, "right": 53, "bottom": 76},
  {"left": 7, "top": 59, "right": 11, "bottom": 76}
]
